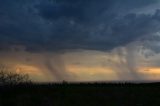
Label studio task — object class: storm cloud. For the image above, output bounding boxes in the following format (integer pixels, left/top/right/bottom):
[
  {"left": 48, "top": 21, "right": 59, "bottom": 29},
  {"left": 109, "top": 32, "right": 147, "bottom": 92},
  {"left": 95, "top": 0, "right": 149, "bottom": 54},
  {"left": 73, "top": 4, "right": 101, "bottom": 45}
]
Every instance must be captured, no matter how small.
[{"left": 0, "top": 0, "right": 160, "bottom": 52}]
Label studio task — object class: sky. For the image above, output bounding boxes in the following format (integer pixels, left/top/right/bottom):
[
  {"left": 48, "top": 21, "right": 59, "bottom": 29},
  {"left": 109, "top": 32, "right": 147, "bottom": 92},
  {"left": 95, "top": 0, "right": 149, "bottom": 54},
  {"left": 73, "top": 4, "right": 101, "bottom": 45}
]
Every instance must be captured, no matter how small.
[{"left": 0, "top": 0, "right": 160, "bottom": 82}]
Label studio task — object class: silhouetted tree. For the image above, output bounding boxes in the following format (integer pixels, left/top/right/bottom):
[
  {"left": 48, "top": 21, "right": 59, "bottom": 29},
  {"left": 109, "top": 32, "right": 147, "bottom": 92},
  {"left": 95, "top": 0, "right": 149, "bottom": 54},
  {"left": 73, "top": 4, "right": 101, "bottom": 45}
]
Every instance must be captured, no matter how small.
[{"left": 0, "top": 64, "right": 31, "bottom": 85}]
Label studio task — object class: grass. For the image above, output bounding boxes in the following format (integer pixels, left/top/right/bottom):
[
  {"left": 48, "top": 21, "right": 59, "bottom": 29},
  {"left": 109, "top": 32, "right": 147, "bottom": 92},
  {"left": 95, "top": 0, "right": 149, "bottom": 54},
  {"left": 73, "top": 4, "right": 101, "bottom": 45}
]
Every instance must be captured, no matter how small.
[{"left": 0, "top": 82, "right": 160, "bottom": 106}]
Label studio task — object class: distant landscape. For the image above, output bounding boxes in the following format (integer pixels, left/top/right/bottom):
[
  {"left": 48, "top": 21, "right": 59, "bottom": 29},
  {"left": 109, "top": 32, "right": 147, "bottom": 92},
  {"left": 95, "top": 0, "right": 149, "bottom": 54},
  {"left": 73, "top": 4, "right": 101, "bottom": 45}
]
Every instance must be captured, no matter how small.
[
  {"left": 1, "top": 0, "right": 160, "bottom": 106},
  {"left": 0, "top": 82, "right": 160, "bottom": 106}
]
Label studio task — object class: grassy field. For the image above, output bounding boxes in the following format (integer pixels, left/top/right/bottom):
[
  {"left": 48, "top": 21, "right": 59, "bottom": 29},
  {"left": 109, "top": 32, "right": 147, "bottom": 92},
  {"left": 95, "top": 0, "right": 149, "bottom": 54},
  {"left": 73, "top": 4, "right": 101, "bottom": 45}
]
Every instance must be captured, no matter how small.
[{"left": 0, "top": 82, "right": 160, "bottom": 106}]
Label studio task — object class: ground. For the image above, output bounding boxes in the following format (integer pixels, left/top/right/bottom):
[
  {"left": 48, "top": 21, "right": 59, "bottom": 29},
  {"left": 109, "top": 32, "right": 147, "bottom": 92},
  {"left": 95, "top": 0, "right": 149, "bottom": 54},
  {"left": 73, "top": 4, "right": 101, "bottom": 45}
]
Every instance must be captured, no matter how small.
[{"left": 0, "top": 83, "right": 160, "bottom": 106}]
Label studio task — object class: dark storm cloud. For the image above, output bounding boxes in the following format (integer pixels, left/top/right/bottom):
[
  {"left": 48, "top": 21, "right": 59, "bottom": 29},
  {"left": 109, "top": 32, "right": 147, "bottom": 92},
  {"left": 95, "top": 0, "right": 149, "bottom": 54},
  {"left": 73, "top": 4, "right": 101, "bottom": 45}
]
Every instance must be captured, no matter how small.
[{"left": 0, "top": 0, "right": 160, "bottom": 52}]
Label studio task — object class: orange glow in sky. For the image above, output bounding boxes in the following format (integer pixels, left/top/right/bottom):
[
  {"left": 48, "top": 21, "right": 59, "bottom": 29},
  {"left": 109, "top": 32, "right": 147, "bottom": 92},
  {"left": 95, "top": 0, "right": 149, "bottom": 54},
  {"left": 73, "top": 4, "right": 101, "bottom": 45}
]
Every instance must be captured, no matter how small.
[
  {"left": 139, "top": 67, "right": 160, "bottom": 74},
  {"left": 13, "top": 64, "right": 53, "bottom": 82}
]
